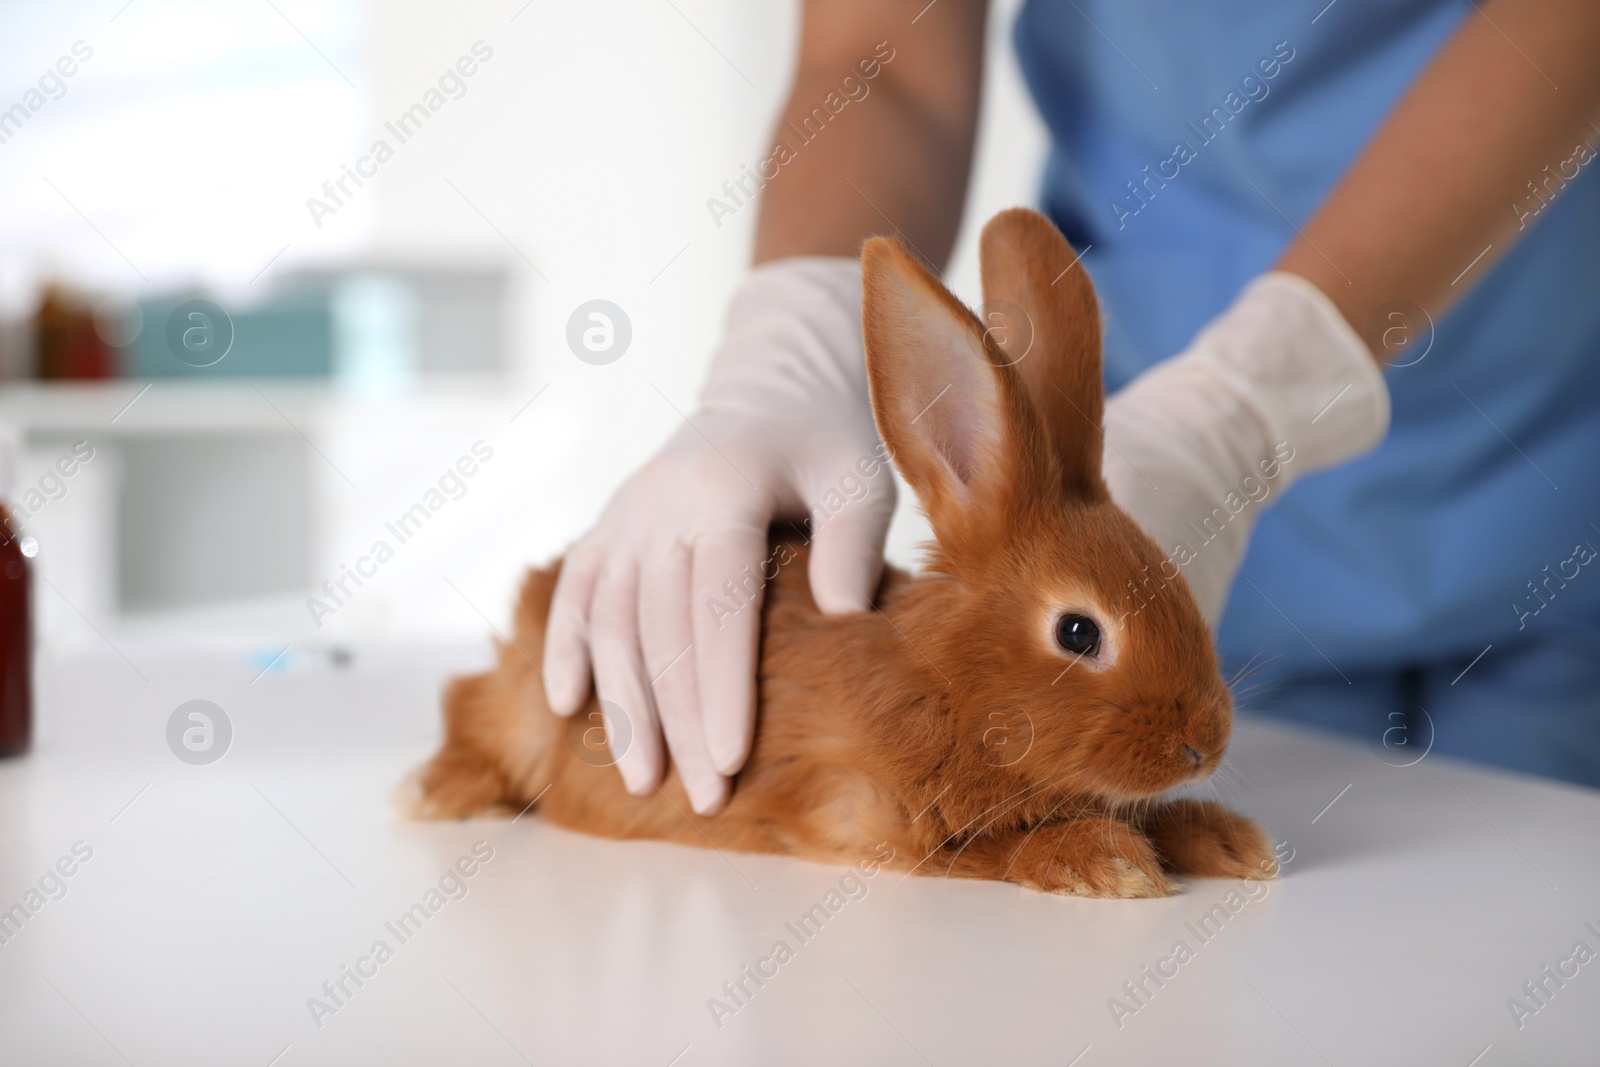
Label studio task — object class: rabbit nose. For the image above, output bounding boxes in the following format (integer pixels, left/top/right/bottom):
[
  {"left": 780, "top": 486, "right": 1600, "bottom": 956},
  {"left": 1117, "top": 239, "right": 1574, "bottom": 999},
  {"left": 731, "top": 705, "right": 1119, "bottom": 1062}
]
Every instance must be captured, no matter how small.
[{"left": 1182, "top": 743, "right": 1205, "bottom": 764}]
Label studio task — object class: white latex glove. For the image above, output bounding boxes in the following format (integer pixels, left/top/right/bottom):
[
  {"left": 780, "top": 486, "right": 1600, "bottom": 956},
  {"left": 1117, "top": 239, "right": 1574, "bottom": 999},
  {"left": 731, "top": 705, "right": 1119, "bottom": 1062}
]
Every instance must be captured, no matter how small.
[
  {"left": 543, "top": 257, "right": 894, "bottom": 814},
  {"left": 1101, "top": 272, "right": 1391, "bottom": 625}
]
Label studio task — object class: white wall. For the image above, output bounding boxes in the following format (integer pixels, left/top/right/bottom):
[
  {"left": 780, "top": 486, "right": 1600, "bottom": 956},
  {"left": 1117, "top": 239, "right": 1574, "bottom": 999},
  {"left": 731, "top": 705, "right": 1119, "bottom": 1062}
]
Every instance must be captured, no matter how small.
[{"left": 0, "top": 0, "right": 366, "bottom": 311}]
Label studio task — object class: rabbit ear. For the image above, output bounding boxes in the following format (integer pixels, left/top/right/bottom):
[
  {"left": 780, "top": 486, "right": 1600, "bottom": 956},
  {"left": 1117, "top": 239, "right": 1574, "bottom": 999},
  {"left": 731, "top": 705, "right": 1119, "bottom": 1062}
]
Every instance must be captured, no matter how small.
[
  {"left": 862, "top": 237, "right": 1048, "bottom": 550},
  {"left": 979, "top": 208, "right": 1109, "bottom": 503}
]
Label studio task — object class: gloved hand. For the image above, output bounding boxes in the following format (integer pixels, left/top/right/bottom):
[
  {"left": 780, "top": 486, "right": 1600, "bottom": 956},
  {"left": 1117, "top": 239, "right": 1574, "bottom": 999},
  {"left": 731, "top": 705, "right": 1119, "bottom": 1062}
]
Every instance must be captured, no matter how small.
[
  {"left": 1100, "top": 272, "right": 1391, "bottom": 625},
  {"left": 543, "top": 257, "right": 894, "bottom": 814}
]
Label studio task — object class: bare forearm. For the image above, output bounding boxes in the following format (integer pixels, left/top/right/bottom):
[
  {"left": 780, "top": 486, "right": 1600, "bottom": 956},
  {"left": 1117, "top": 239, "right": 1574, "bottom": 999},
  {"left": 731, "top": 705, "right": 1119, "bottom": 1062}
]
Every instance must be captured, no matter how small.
[
  {"left": 753, "top": 0, "right": 987, "bottom": 267},
  {"left": 1278, "top": 0, "right": 1600, "bottom": 360}
]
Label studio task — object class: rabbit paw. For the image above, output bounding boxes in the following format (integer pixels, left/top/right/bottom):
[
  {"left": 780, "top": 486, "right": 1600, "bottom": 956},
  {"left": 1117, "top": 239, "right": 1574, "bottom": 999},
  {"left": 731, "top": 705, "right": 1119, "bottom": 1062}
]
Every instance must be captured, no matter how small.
[
  {"left": 936, "top": 817, "right": 1177, "bottom": 897},
  {"left": 1141, "top": 799, "right": 1277, "bottom": 880},
  {"left": 1023, "top": 819, "right": 1177, "bottom": 899}
]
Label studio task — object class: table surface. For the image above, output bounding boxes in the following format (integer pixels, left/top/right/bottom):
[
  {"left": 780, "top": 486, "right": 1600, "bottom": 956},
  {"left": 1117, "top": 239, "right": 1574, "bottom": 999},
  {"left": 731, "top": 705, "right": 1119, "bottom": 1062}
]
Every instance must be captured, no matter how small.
[{"left": 1, "top": 644, "right": 1597, "bottom": 1067}]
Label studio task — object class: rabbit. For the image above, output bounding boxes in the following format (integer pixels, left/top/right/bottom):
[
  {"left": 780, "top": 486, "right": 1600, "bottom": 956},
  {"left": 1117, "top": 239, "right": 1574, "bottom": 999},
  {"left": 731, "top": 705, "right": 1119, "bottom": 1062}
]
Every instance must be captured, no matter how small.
[{"left": 410, "top": 208, "right": 1276, "bottom": 898}]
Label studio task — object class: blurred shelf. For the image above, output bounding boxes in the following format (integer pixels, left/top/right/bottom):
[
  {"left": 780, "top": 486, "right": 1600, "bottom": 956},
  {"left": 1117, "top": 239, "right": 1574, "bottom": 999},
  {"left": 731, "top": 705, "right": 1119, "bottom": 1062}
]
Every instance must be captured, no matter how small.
[{"left": 0, "top": 377, "right": 524, "bottom": 437}]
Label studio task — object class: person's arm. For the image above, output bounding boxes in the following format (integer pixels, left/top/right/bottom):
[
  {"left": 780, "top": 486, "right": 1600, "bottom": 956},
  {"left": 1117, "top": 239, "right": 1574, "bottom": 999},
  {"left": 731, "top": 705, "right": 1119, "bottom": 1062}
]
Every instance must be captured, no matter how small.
[
  {"left": 754, "top": 0, "right": 988, "bottom": 266},
  {"left": 1281, "top": 0, "right": 1600, "bottom": 354}
]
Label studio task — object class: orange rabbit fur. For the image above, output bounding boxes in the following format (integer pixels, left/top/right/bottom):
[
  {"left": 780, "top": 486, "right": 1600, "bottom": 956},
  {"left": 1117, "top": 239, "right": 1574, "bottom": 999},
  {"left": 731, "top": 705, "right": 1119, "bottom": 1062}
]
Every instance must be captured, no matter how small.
[{"left": 411, "top": 208, "right": 1276, "bottom": 898}]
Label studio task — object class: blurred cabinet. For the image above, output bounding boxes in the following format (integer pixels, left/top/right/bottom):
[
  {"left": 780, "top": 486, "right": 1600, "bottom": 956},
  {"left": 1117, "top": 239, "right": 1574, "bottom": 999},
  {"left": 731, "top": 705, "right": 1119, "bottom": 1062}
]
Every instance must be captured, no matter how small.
[
  {"left": 125, "top": 265, "right": 510, "bottom": 382},
  {"left": 0, "top": 381, "right": 522, "bottom": 643},
  {"left": 115, "top": 435, "right": 313, "bottom": 611}
]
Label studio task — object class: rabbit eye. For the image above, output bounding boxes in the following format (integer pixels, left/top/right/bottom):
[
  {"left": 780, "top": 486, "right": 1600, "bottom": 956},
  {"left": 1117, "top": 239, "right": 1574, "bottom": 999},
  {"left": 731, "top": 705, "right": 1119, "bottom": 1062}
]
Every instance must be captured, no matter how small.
[{"left": 1055, "top": 614, "right": 1101, "bottom": 657}]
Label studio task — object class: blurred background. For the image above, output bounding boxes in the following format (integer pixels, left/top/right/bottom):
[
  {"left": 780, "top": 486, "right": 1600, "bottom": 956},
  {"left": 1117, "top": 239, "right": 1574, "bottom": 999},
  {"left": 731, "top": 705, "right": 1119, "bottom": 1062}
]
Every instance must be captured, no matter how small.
[{"left": 0, "top": 0, "right": 1044, "bottom": 716}]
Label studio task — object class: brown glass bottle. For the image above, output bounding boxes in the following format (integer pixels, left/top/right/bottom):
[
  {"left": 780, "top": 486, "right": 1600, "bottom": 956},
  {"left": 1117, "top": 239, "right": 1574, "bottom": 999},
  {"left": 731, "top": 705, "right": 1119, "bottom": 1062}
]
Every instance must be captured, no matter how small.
[{"left": 0, "top": 506, "right": 31, "bottom": 756}]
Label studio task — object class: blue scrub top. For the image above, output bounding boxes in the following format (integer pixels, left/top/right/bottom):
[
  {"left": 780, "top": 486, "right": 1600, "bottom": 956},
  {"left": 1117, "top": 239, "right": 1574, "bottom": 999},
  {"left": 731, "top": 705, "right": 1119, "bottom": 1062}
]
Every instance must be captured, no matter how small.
[{"left": 1014, "top": 0, "right": 1600, "bottom": 676}]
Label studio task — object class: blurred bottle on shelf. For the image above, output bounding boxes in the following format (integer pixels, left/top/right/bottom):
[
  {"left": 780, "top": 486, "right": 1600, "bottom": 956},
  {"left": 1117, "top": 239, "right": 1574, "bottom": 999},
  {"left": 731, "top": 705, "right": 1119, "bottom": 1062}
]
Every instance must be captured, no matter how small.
[
  {"left": 34, "top": 284, "right": 113, "bottom": 380},
  {"left": 0, "top": 423, "right": 32, "bottom": 757}
]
